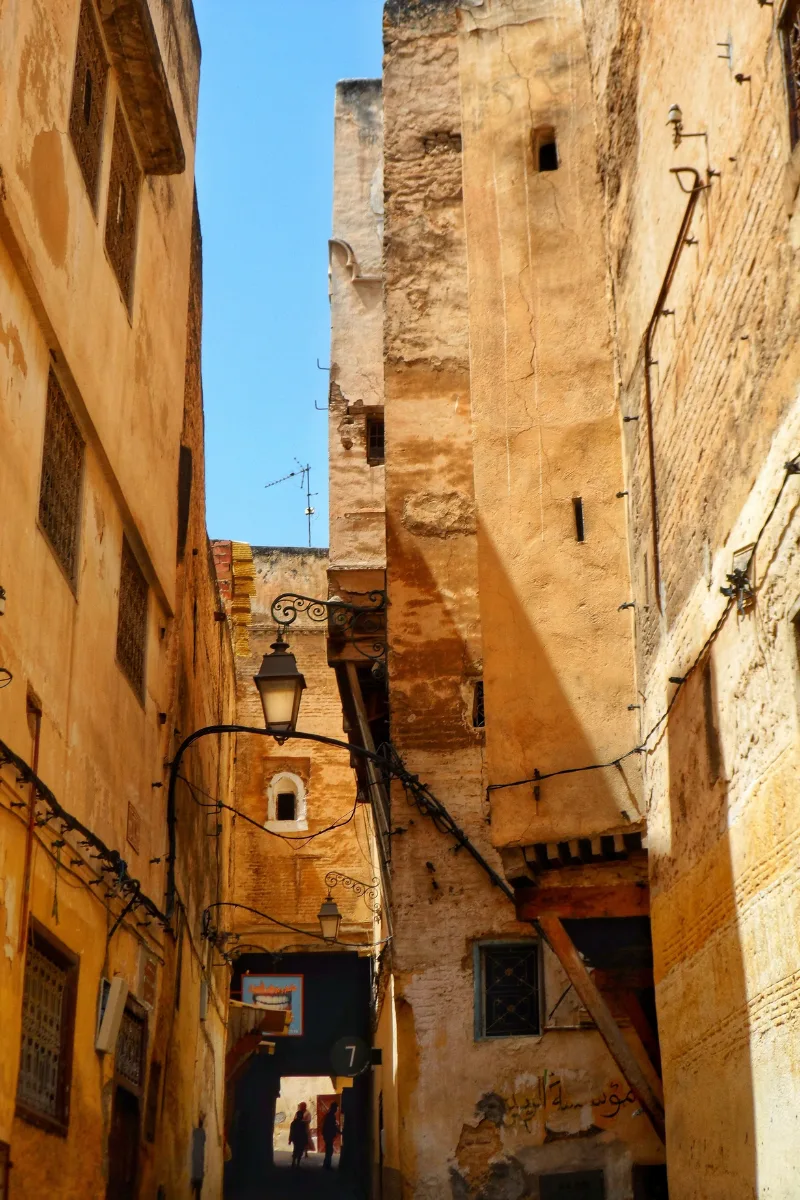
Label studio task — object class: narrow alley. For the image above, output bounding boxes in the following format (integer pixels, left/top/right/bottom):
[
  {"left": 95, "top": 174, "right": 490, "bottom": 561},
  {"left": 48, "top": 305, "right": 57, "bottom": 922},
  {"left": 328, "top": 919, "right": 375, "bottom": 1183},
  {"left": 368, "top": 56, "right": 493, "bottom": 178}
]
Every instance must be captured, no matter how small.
[{"left": 2, "top": 1, "right": 800, "bottom": 1199}]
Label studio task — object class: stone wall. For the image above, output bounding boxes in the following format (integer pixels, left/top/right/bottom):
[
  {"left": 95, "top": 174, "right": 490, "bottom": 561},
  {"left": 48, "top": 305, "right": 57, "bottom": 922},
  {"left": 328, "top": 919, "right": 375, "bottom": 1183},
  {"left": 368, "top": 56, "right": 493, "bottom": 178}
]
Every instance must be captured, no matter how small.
[{"left": 581, "top": 0, "right": 800, "bottom": 1194}]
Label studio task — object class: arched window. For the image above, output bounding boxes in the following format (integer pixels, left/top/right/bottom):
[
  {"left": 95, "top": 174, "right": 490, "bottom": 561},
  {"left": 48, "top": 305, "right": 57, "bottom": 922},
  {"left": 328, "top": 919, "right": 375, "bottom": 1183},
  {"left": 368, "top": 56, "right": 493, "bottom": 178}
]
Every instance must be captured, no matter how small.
[{"left": 266, "top": 771, "right": 308, "bottom": 832}]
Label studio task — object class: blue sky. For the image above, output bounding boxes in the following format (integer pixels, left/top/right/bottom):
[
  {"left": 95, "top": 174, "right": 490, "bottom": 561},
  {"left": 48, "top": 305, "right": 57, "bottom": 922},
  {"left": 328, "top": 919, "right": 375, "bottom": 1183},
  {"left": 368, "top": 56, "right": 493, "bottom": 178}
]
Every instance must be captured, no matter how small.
[{"left": 193, "top": 1, "right": 383, "bottom": 548}]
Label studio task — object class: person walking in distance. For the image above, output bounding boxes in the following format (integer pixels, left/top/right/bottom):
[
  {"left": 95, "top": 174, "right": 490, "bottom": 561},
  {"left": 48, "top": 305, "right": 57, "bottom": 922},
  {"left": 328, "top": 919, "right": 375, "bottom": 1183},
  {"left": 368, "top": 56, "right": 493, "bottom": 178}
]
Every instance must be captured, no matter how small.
[
  {"left": 190, "top": 1113, "right": 206, "bottom": 1198},
  {"left": 321, "top": 1101, "right": 340, "bottom": 1171},
  {"left": 288, "top": 1105, "right": 310, "bottom": 1169}
]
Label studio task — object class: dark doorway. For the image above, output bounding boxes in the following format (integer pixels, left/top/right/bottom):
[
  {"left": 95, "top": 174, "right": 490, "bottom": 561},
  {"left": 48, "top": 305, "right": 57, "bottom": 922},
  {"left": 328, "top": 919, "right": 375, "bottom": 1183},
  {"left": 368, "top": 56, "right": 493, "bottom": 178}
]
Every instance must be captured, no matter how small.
[
  {"left": 633, "top": 1164, "right": 669, "bottom": 1199},
  {"left": 106, "top": 1085, "right": 140, "bottom": 1200},
  {"left": 225, "top": 951, "right": 372, "bottom": 1199}
]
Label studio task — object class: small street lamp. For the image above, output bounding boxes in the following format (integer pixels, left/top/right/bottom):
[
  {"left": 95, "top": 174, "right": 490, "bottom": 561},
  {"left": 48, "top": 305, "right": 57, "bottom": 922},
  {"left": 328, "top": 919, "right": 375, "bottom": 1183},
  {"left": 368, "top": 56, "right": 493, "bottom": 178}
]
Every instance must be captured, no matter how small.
[
  {"left": 317, "top": 894, "right": 343, "bottom": 943},
  {"left": 253, "top": 631, "right": 306, "bottom": 738}
]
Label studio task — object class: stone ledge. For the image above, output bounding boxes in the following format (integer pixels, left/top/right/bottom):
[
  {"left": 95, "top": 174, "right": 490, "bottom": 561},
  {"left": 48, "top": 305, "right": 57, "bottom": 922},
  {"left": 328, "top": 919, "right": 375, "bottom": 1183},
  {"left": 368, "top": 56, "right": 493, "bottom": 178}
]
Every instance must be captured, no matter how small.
[{"left": 98, "top": 0, "right": 185, "bottom": 175}]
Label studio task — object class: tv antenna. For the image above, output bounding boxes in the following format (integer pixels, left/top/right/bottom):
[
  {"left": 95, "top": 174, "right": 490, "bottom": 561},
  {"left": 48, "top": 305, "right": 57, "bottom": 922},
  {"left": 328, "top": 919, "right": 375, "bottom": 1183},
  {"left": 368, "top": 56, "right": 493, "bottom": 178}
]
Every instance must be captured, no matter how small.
[{"left": 264, "top": 459, "right": 317, "bottom": 547}]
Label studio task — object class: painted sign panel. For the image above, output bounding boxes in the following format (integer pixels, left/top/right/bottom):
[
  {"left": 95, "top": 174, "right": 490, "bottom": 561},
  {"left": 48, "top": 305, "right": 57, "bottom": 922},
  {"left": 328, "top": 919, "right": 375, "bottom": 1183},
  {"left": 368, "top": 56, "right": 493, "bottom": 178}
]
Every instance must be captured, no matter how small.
[{"left": 242, "top": 974, "right": 303, "bottom": 1036}]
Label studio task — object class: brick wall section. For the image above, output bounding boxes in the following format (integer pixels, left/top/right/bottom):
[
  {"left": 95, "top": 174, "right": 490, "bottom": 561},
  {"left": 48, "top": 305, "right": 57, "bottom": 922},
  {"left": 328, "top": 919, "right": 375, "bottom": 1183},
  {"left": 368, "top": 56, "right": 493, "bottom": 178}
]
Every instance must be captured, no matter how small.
[{"left": 583, "top": 1, "right": 800, "bottom": 1193}]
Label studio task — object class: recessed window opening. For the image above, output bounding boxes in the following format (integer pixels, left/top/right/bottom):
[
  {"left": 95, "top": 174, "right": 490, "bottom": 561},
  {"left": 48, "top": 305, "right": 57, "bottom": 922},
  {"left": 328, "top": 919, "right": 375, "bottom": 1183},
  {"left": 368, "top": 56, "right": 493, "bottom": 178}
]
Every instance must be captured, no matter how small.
[
  {"left": 573, "top": 497, "right": 585, "bottom": 542},
  {"left": 366, "top": 416, "right": 385, "bottom": 466},
  {"left": 475, "top": 942, "right": 540, "bottom": 1038},
  {"left": 472, "top": 680, "right": 485, "bottom": 728},
  {"left": 535, "top": 127, "right": 559, "bottom": 172},
  {"left": 276, "top": 791, "right": 296, "bottom": 821}
]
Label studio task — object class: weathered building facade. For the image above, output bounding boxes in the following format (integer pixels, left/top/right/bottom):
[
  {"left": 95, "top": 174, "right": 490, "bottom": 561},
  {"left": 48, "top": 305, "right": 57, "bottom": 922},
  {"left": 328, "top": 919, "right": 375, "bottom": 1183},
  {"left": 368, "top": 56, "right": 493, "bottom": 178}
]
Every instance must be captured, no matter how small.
[
  {"left": 0, "top": 2, "right": 235, "bottom": 1197},
  {"left": 211, "top": 542, "right": 385, "bottom": 1191},
  {"left": 327, "top": 0, "right": 800, "bottom": 1197}
]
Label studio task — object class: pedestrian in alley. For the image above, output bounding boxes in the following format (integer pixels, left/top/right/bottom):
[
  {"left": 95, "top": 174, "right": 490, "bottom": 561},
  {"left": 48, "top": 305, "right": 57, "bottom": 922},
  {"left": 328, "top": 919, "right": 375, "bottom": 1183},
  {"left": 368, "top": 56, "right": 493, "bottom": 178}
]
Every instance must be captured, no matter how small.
[
  {"left": 321, "top": 1101, "right": 340, "bottom": 1171},
  {"left": 288, "top": 1105, "right": 310, "bottom": 1168},
  {"left": 191, "top": 1113, "right": 206, "bottom": 1198}
]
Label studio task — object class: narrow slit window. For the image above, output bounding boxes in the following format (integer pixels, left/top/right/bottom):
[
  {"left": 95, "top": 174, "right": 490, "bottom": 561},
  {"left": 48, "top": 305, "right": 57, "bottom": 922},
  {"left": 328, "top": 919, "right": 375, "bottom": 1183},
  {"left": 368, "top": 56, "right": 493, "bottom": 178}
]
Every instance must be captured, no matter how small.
[
  {"left": 105, "top": 103, "right": 142, "bottom": 309},
  {"left": 472, "top": 680, "right": 485, "bottom": 729},
  {"left": 536, "top": 128, "right": 559, "bottom": 172},
  {"left": 573, "top": 498, "right": 585, "bottom": 542},
  {"left": 276, "top": 792, "right": 296, "bottom": 821},
  {"left": 366, "top": 416, "right": 385, "bottom": 466}
]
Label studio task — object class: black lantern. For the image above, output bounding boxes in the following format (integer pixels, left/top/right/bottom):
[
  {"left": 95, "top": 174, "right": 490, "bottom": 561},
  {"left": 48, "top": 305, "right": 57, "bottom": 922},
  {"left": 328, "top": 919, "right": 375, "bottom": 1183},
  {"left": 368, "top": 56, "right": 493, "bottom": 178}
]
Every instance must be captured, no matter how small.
[
  {"left": 317, "top": 893, "right": 342, "bottom": 943},
  {"left": 253, "top": 631, "right": 306, "bottom": 738}
]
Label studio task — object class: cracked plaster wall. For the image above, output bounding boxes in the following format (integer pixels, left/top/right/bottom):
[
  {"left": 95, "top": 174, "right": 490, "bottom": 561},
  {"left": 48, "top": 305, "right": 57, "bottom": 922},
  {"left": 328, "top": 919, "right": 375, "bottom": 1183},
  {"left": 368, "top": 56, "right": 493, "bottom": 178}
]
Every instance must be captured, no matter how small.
[{"left": 380, "top": 2, "right": 659, "bottom": 1196}]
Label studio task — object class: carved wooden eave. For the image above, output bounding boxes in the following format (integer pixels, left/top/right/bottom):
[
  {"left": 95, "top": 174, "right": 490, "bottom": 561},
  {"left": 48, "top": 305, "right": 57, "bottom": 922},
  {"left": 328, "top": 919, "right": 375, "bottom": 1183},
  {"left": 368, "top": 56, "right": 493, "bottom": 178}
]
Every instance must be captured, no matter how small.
[{"left": 98, "top": 0, "right": 185, "bottom": 175}]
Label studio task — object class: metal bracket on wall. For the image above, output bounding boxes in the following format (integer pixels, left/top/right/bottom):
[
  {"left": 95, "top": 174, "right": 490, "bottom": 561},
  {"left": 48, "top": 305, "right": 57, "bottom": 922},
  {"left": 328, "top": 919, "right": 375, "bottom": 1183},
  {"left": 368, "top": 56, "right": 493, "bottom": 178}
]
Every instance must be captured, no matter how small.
[{"left": 270, "top": 590, "right": 389, "bottom": 661}]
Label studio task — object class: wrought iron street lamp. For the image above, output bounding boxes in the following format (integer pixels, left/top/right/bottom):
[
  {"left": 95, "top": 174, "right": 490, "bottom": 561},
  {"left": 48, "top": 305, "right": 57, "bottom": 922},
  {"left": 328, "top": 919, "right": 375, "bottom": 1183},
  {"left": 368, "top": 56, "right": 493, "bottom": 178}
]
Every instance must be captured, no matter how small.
[
  {"left": 253, "top": 631, "right": 306, "bottom": 738},
  {"left": 317, "top": 894, "right": 343, "bottom": 943}
]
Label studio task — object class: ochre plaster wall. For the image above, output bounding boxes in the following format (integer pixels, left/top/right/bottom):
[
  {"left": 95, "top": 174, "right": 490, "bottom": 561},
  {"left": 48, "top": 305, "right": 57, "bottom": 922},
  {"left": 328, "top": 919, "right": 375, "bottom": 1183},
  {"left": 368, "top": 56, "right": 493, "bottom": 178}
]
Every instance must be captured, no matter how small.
[
  {"left": 458, "top": 0, "right": 639, "bottom": 847},
  {"left": 213, "top": 545, "right": 381, "bottom": 951},
  {"left": 0, "top": 4, "right": 234, "bottom": 1196},
  {"left": 379, "top": 3, "right": 661, "bottom": 1196},
  {"left": 329, "top": 79, "right": 386, "bottom": 572},
  {"left": 580, "top": 0, "right": 800, "bottom": 1194}
]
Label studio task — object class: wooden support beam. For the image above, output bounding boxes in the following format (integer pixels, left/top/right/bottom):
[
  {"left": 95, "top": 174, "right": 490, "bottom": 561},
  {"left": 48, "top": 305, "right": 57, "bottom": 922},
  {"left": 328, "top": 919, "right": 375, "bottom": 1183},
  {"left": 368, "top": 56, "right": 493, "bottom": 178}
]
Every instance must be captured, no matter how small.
[
  {"left": 516, "top": 884, "right": 650, "bottom": 921},
  {"left": 537, "top": 915, "right": 665, "bottom": 1143}
]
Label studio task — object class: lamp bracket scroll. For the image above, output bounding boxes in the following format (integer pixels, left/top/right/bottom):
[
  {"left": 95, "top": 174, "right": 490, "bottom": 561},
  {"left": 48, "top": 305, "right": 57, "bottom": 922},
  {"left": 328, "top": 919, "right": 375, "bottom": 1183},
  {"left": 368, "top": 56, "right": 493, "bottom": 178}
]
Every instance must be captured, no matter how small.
[
  {"left": 270, "top": 591, "right": 389, "bottom": 661},
  {"left": 324, "top": 871, "right": 381, "bottom": 915}
]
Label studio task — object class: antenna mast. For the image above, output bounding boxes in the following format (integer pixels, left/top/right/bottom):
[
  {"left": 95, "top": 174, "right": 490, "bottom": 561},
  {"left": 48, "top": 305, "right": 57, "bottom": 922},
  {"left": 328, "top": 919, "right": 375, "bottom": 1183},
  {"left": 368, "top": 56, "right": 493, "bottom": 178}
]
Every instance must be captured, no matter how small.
[{"left": 264, "top": 460, "right": 317, "bottom": 548}]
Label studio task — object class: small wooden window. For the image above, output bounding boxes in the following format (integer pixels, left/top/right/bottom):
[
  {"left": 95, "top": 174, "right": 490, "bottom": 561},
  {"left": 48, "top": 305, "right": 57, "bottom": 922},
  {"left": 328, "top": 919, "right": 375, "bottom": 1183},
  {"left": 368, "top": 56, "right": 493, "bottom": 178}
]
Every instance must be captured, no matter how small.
[
  {"left": 68, "top": 0, "right": 109, "bottom": 207},
  {"left": 276, "top": 791, "right": 296, "bottom": 821},
  {"left": 366, "top": 416, "right": 385, "bottom": 465},
  {"left": 105, "top": 103, "right": 142, "bottom": 309},
  {"left": 116, "top": 537, "right": 148, "bottom": 699},
  {"left": 472, "top": 680, "right": 485, "bottom": 729},
  {"left": 16, "top": 924, "right": 79, "bottom": 1134},
  {"left": 782, "top": 0, "right": 800, "bottom": 148},
  {"left": 38, "top": 370, "right": 85, "bottom": 587},
  {"left": 476, "top": 942, "right": 540, "bottom": 1038}
]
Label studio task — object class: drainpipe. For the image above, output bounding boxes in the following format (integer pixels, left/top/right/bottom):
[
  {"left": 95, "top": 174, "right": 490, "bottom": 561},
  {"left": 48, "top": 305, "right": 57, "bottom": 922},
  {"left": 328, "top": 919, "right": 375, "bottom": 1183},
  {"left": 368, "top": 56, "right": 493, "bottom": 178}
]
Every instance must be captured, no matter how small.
[{"left": 642, "top": 167, "right": 706, "bottom": 609}]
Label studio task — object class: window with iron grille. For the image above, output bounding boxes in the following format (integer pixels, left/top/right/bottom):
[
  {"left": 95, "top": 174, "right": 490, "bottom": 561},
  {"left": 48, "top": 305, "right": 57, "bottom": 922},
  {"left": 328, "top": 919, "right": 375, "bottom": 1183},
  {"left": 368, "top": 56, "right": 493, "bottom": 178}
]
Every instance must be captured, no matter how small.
[
  {"left": 472, "top": 680, "right": 485, "bottom": 728},
  {"left": 366, "top": 416, "right": 385, "bottom": 465},
  {"left": 783, "top": 0, "right": 800, "bottom": 147},
  {"left": 116, "top": 537, "right": 148, "bottom": 698},
  {"left": 476, "top": 942, "right": 540, "bottom": 1038},
  {"left": 115, "top": 1005, "right": 146, "bottom": 1092},
  {"left": 16, "top": 926, "right": 78, "bottom": 1132},
  {"left": 105, "top": 103, "right": 141, "bottom": 308},
  {"left": 38, "top": 370, "right": 85, "bottom": 587},
  {"left": 68, "top": 0, "right": 109, "bottom": 207}
]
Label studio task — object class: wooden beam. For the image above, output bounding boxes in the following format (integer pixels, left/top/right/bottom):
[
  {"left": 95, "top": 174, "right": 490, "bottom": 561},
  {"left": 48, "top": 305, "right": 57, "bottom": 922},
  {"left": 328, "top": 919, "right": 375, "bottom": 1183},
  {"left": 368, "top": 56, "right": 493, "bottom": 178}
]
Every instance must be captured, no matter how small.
[
  {"left": 537, "top": 915, "right": 665, "bottom": 1143},
  {"left": 516, "top": 884, "right": 650, "bottom": 921}
]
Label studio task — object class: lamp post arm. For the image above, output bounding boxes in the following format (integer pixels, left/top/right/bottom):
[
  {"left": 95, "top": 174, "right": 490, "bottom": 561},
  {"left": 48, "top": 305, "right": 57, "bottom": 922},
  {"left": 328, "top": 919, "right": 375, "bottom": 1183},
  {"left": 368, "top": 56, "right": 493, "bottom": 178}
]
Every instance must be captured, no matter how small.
[{"left": 166, "top": 724, "right": 514, "bottom": 921}]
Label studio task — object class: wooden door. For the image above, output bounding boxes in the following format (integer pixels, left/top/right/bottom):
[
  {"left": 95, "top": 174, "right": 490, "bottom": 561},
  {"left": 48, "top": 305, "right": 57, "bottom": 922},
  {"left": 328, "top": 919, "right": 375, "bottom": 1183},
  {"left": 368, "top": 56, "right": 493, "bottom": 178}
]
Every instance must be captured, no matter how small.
[{"left": 106, "top": 1085, "right": 140, "bottom": 1200}]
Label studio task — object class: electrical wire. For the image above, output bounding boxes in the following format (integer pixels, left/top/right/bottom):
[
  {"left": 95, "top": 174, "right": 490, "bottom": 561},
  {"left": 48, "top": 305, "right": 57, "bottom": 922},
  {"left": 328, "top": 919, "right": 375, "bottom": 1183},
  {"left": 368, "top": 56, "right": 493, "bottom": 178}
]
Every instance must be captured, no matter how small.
[
  {"left": 487, "top": 456, "right": 800, "bottom": 798},
  {"left": 177, "top": 772, "right": 359, "bottom": 848},
  {"left": 202, "top": 901, "right": 392, "bottom": 954}
]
